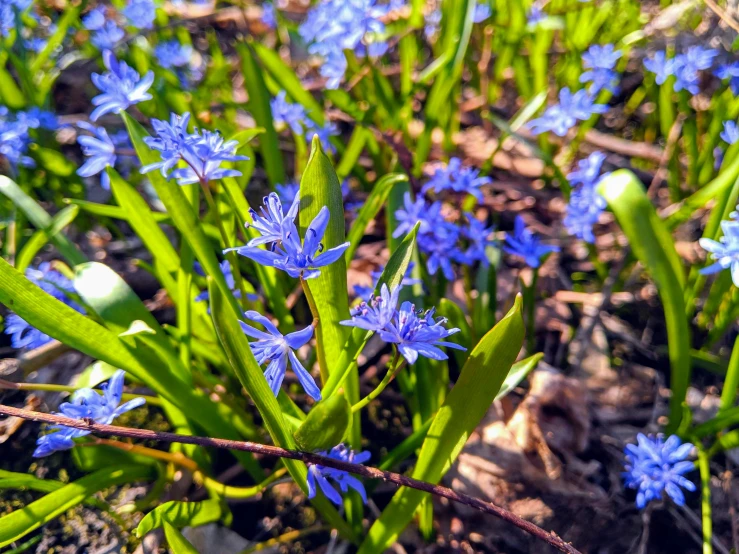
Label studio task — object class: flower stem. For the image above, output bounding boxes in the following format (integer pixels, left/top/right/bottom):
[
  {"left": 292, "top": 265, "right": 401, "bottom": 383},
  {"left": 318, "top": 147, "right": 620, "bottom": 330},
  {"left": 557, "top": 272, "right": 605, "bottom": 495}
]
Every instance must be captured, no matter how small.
[
  {"left": 523, "top": 268, "right": 539, "bottom": 354},
  {"left": 351, "top": 352, "right": 407, "bottom": 413},
  {"left": 300, "top": 277, "right": 329, "bottom": 385},
  {"left": 698, "top": 447, "right": 714, "bottom": 554}
]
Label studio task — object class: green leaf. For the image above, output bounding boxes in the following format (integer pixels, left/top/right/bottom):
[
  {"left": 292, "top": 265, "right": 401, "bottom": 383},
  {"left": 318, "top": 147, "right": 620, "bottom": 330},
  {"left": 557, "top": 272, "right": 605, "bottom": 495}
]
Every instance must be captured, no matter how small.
[
  {"left": 29, "top": 7, "right": 79, "bottom": 74},
  {"left": 0, "top": 465, "right": 155, "bottom": 548},
  {"left": 597, "top": 170, "right": 690, "bottom": 431},
  {"left": 72, "top": 444, "right": 159, "bottom": 472},
  {"left": 299, "top": 137, "right": 351, "bottom": 384},
  {"left": 32, "top": 146, "right": 78, "bottom": 177},
  {"left": 237, "top": 42, "right": 285, "bottom": 186},
  {"left": 0, "top": 65, "right": 25, "bottom": 109},
  {"left": 358, "top": 295, "right": 525, "bottom": 554},
  {"left": 0, "top": 175, "right": 86, "bottom": 266},
  {"left": 322, "top": 223, "right": 419, "bottom": 399},
  {"left": 66, "top": 199, "right": 170, "bottom": 223},
  {"left": 138, "top": 499, "right": 227, "bottom": 537},
  {"left": 16, "top": 204, "right": 79, "bottom": 273},
  {"left": 495, "top": 353, "right": 542, "bottom": 400},
  {"left": 163, "top": 521, "right": 199, "bottom": 554},
  {"left": 293, "top": 393, "right": 351, "bottom": 451},
  {"left": 208, "top": 280, "right": 357, "bottom": 541},
  {"left": 344, "top": 173, "right": 407, "bottom": 264}
]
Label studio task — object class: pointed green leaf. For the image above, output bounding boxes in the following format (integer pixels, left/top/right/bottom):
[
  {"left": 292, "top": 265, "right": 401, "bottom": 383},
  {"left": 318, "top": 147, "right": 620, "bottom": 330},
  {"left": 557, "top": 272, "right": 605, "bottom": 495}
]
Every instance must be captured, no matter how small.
[
  {"left": 137, "top": 499, "right": 227, "bottom": 537},
  {"left": 358, "top": 296, "right": 525, "bottom": 554},
  {"left": 163, "top": 521, "right": 199, "bottom": 554},
  {"left": 495, "top": 353, "right": 543, "bottom": 401},
  {"left": 16, "top": 204, "right": 79, "bottom": 273},
  {"left": 293, "top": 393, "right": 351, "bottom": 451}
]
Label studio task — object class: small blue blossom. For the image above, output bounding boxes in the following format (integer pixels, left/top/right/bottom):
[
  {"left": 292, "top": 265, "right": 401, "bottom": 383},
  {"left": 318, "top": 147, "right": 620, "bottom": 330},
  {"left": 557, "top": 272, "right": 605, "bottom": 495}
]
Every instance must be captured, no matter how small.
[
  {"left": 459, "top": 215, "right": 496, "bottom": 266},
  {"left": 261, "top": 2, "right": 276, "bottom": 28},
  {"left": 271, "top": 91, "right": 310, "bottom": 135},
  {"left": 193, "top": 260, "right": 257, "bottom": 303},
  {"left": 123, "top": 0, "right": 156, "bottom": 29},
  {"left": 424, "top": 8, "right": 441, "bottom": 40},
  {"left": 230, "top": 206, "right": 349, "bottom": 280},
  {"left": 377, "top": 301, "right": 465, "bottom": 364},
  {"left": 140, "top": 112, "right": 193, "bottom": 177},
  {"left": 76, "top": 122, "right": 117, "bottom": 190},
  {"left": 716, "top": 62, "right": 739, "bottom": 95},
  {"left": 580, "top": 44, "right": 621, "bottom": 94},
  {"left": 722, "top": 121, "right": 739, "bottom": 145},
  {"left": 17, "top": 108, "right": 58, "bottom": 131},
  {"left": 527, "top": 3, "right": 545, "bottom": 26},
  {"left": 699, "top": 215, "right": 739, "bottom": 286},
  {"left": 392, "top": 192, "right": 445, "bottom": 238},
  {"left": 33, "top": 370, "right": 145, "bottom": 457},
  {"left": 246, "top": 192, "right": 300, "bottom": 247},
  {"left": 309, "top": 121, "right": 339, "bottom": 154},
  {"left": 671, "top": 46, "right": 717, "bottom": 94},
  {"left": 528, "top": 88, "right": 607, "bottom": 137},
  {"left": 307, "top": 444, "right": 371, "bottom": 506},
  {"left": 0, "top": 0, "right": 31, "bottom": 37},
  {"left": 644, "top": 51, "right": 674, "bottom": 85},
  {"left": 154, "top": 40, "right": 193, "bottom": 69},
  {"left": 473, "top": 4, "right": 491, "bottom": 23},
  {"left": 564, "top": 152, "right": 609, "bottom": 244},
  {"left": 341, "top": 284, "right": 401, "bottom": 332},
  {"left": 568, "top": 150, "right": 607, "bottom": 187},
  {"left": 421, "top": 157, "right": 492, "bottom": 201},
  {"left": 239, "top": 311, "right": 321, "bottom": 400},
  {"left": 91, "top": 21, "right": 125, "bottom": 51},
  {"left": 90, "top": 50, "right": 155, "bottom": 121},
  {"left": 276, "top": 181, "right": 300, "bottom": 206},
  {"left": 418, "top": 221, "right": 462, "bottom": 280},
  {"left": 0, "top": 110, "right": 34, "bottom": 170},
  {"left": 504, "top": 215, "right": 560, "bottom": 268},
  {"left": 623, "top": 433, "right": 696, "bottom": 509},
  {"left": 83, "top": 6, "right": 107, "bottom": 31}
]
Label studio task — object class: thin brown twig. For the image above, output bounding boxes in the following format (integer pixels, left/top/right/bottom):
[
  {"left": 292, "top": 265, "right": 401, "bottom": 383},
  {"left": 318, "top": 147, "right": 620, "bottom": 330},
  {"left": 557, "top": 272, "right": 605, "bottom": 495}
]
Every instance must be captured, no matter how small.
[
  {"left": 704, "top": 0, "right": 739, "bottom": 34},
  {"left": 0, "top": 403, "right": 582, "bottom": 554}
]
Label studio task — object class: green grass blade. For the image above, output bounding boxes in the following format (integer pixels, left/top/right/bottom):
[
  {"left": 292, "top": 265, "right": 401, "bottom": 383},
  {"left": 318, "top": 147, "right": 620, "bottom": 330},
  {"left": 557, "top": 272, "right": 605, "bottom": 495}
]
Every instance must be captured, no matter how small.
[
  {"left": 137, "top": 499, "right": 226, "bottom": 537},
  {"left": 163, "top": 521, "right": 199, "bottom": 554},
  {"left": 16, "top": 204, "right": 79, "bottom": 273}
]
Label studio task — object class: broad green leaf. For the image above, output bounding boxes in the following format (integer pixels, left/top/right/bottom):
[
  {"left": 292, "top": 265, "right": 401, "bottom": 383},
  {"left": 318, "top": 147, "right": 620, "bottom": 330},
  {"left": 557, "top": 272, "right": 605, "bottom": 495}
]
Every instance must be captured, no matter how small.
[
  {"left": 32, "top": 146, "right": 77, "bottom": 177},
  {"left": 495, "top": 353, "right": 543, "bottom": 400},
  {"left": 163, "top": 521, "right": 199, "bottom": 554},
  {"left": 72, "top": 444, "right": 159, "bottom": 472},
  {"left": 358, "top": 295, "right": 525, "bottom": 554},
  {"left": 251, "top": 42, "right": 325, "bottom": 127},
  {"left": 138, "top": 499, "right": 227, "bottom": 537},
  {"left": 208, "top": 280, "right": 357, "bottom": 541},
  {"left": 0, "top": 176, "right": 86, "bottom": 266},
  {"left": 293, "top": 393, "right": 351, "bottom": 451},
  {"left": 16, "top": 204, "right": 79, "bottom": 273},
  {"left": 237, "top": 42, "right": 285, "bottom": 186},
  {"left": 0, "top": 66, "right": 24, "bottom": 109},
  {"left": 598, "top": 170, "right": 690, "bottom": 431},
  {"left": 344, "top": 173, "right": 407, "bottom": 264},
  {"left": 0, "top": 465, "right": 155, "bottom": 548},
  {"left": 322, "top": 223, "right": 419, "bottom": 398}
]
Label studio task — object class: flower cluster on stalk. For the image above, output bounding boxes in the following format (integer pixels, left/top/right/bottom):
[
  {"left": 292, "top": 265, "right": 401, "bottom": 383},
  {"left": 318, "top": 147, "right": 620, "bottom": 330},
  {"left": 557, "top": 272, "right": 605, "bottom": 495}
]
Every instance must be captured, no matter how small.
[
  {"left": 563, "top": 151, "right": 609, "bottom": 244},
  {"left": 644, "top": 46, "right": 717, "bottom": 94},
  {"left": 4, "top": 263, "right": 85, "bottom": 350},
  {"left": 580, "top": 44, "right": 622, "bottom": 94},
  {"left": 528, "top": 88, "right": 607, "bottom": 137},
  {"left": 0, "top": 107, "right": 58, "bottom": 172},
  {"left": 34, "top": 370, "right": 145, "bottom": 457}
]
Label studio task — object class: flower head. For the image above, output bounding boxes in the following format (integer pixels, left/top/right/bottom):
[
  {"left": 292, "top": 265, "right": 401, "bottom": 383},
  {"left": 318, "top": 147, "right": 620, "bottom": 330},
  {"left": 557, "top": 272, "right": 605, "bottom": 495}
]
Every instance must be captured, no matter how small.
[
  {"left": 473, "top": 4, "right": 491, "bottom": 23},
  {"left": 83, "top": 6, "right": 107, "bottom": 30},
  {"left": 459, "top": 214, "right": 496, "bottom": 266},
  {"left": 154, "top": 40, "right": 194, "bottom": 69},
  {"left": 528, "top": 88, "right": 607, "bottom": 137},
  {"left": 231, "top": 206, "right": 349, "bottom": 280},
  {"left": 123, "top": 0, "right": 157, "bottom": 29},
  {"left": 307, "top": 444, "right": 370, "bottom": 505},
  {"left": 271, "top": 91, "right": 310, "bottom": 135},
  {"left": 246, "top": 192, "right": 301, "bottom": 247},
  {"left": 565, "top": 152, "right": 609, "bottom": 243},
  {"left": 699, "top": 215, "right": 739, "bottom": 286},
  {"left": 580, "top": 44, "right": 621, "bottom": 94},
  {"left": 671, "top": 46, "right": 717, "bottom": 94},
  {"left": 716, "top": 62, "right": 739, "bottom": 95},
  {"left": 503, "top": 215, "right": 559, "bottom": 268},
  {"left": 623, "top": 433, "right": 696, "bottom": 509},
  {"left": 239, "top": 311, "right": 321, "bottom": 400},
  {"left": 392, "top": 192, "right": 444, "bottom": 238},
  {"left": 91, "top": 21, "right": 124, "bottom": 51},
  {"left": 261, "top": 2, "right": 277, "bottom": 28},
  {"left": 644, "top": 50, "right": 674, "bottom": 85},
  {"left": 33, "top": 370, "right": 145, "bottom": 457},
  {"left": 276, "top": 181, "right": 300, "bottom": 206},
  {"left": 90, "top": 50, "right": 154, "bottom": 121},
  {"left": 341, "top": 283, "right": 401, "bottom": 332},
  {"left": 76, "top": 122, "right": 117, "bottom": 190},
  {"left": 422, "top": 157, "right": 492, "bottom": 200},
  {"left": 722, "top": 121, "right": 739, "bottom": 145}
]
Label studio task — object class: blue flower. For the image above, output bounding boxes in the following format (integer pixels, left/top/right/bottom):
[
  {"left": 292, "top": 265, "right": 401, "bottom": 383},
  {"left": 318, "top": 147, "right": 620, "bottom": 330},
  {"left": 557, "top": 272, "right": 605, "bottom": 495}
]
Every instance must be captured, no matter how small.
[
  {"left": 33, "top": 370, "right": 145, "bottom": 457},
  {"left": 580, "top": 44, "right": 621, "bottom": 94},
  {"left": 460, "top": 215, "right": 496, "bottom": 266},
  {"left": 239, "top": 311, "right": 321, "bottom": 400},
  {"left": 154, "top": 40, "right": 193, "bottom": 69},
  {"left": 0, "top": 111, "right": 34, "bottom": 170},
  {"left": 473, "top": 4, "right": 491, "bottom": 23},
  {"left": 193, "top": 260, "right": 256, "bottom": 303},
  {"left": 392, "top": 192, "right": 444, "bottom": 238},
  {"left": 90, "top": 50, "right": 154, "bottom": 121},
  {"left": 230, "top": 206, "right": 349, "bottom": 279},
  {"left": 271, "top": 91, "right": 309, "bottom": 135},
  {"left": 418, "top": 221, "right": 462, "bottom": 280},
  {"left": 276, "top": 181, "right": 300, "bottom": 206},
  {"left": 123, "top": 0, "right": 156, "bottom": 29},
  {"left": 527, "top": 2, "right": 545, "bottom": 25},
  {"left": 716, "top": 62, "right": 739, "bottom": 95},
  {"left": 261, "top": 2, "right": 277, "bottom": 29},
  {"left": 623, "top": 433, "right": 696, "bottom": 509},
  {"left": 564, "top": 152, "right": 609, "bottom": 244},
  {"left": 722, "top": 121, "right": 739, "bottom": 145},
  {"left": 528, "top": 88, "right": 607, "bottom": 137},
  {"left": 421, "top": 157, "right": 492, "bottom": 200},
  {"left": 307, "top": 444, "right": 371, "bottom": 506},
  {"left": 17, "top": 108, "right": 58, "bottom": 131},
  {"left": 504, "top": 215, "right": 559, "bottom": 268},
  {"left": 91, "top": 21, "right": 125, "bottom": 51},
  {"left": 140, "top": 112, "right": 194, "bottom": 177},
  {"left": 672, "top": 46, "right": 717, "bottom": 94},
  {"left": 0, "top": 0, "right": 31, "bottom": 37},
  {"left": 424, "top": 8, "right": 441, "bottom": 39},
  {"left": 308, "top": 121, "right": 339, "bottom": 154},
  {"left": 341, "top": 283, "right": 401, "bottom": 332},
  {"left": 377, "top": 301, "right": 466, "bottom": 364},
  {"left": 699, "top": 215, "right": 739, "bottom": 286},
  {"left": 83, "top": 6, "right": 107, "bottom": 31},
  {"left": 643, "top": 51, "right": 674, "bottom": 85},
  {"left": 76, "top": 122, "right": 117, "bottom": 190},
  {"left": 246, "top": 192, "right": 301, "bottom": 247}
]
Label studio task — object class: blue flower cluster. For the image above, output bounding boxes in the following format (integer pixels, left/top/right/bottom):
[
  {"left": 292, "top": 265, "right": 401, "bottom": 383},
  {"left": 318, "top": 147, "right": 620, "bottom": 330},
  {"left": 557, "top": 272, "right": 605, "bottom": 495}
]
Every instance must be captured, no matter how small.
[
  {"left": 341, "top": 284, "right": 465, "bottom": 364},
  {"left": 504, "top": 215, "right": 560, "bottom": 268},
  {"left": 580, "top": 44, "right": 622, "bottom": 94},
  {"left": 0, "top": 0, "right": 31, "bottom": 37},
  {"left": 422, "top": 157, "right": 492, "bottom": 201},
  {"left": 563, "top": 151, "right": 609, "bottom": 243},
  {"left": 90, "top": 50, "right": 155, "bottom": 121},
  {"left": 270, "top": 91, "right": 339, "bottom": 153},
  {"left": 307, "top": 444, "right": 370, "bottom": 506},
  {"left": 140, "top": 112, "right": 248, "bottom": 185},
  {"left": 716, "top": 62, "right": 739, "bottom": 95},
  {"left": 528, "top": 88, "right": 607, "bottom": 137},
  {"left": 623, "top": 433, "right": 696, "bottom": 509},
  {"left": 0, "top": 107, "right": 57, "bottom": 172},
  {"left": 644, "top": 46, "right": 717, "bottom": 94},
  {"left": 239, "top": 310, "right": 321, "bottom": 400},
  {"left": 76, "top": 122, "right": 137, "bottom": 190},
  {"left": 230, "top": 192, "right": 349, "bottom": 279},
  {"left": 299, "top": 0, "right": 400, "bottom": 89},
  {"left": 4, "top": 263, "right": 85, "bottom": 350},
  {"left": 699, "top": 208, "right": 739, "bottom": 286},
  {"left": 34, "top": 370, "right": 145, "bottom": 457}
]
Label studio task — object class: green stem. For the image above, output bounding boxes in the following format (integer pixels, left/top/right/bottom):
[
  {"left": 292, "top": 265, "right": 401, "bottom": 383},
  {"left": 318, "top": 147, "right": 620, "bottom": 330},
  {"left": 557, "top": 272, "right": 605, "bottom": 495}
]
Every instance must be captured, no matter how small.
[
  {"left": 351, "top": 352, "right": 407, "bottom": 413},
  {"left": 300, "top": 277, "right": 329, "bottom": 385},
  {"left": 523, "top": 268, "right": 539, "bottom": 354},
  {"left": 720, "top": 334, "right": 739, "bottom": 413},
  {"left": 178, "top": 184, "right": 198, "bottom": 366},
  {"left": 698, "top": 448, "right": 713, "bottom": 554},
  {"left": 0, "top": 380, "right": 161, "bottom": 406}
]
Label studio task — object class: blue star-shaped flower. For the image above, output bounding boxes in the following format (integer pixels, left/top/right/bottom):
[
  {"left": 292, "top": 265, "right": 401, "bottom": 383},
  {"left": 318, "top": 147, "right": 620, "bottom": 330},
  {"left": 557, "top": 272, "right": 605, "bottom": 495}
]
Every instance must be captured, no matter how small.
[
  {"left": 76, "top": 122, "right": 117, "bottom": 190},
  {"left": 721, "top": 121, "right": 739, "bottom": 145},
  {"left": 123, "top": 0, "right": 156, "bottom": 30},
  {"left": 580, "top": 43, "right": 621, "bottom": 94},
  {"left": 700, "top": 216, "right": 739, "bottom": 286},
  {"left": 421, "top": 157, "right": 492, "bottom": 201},
  {"left": 90, "top": 50, "right": 154, "bottom": 121},
  {"left": 528, "top": 88, "right": 607, "bottom": 137},
  {"left": 246, "top": 192, "right": 301, "bottom": 247},
  {"left": 307, "top": 444, "right": 371, "bottom": 505},
  {"left": 503, "top": 215, "right": 560, "bottom": 268},
  {"left": 341, "top": 283, "right": 401, "bottom": 332}
]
